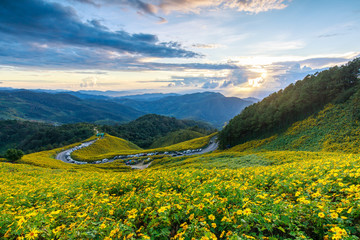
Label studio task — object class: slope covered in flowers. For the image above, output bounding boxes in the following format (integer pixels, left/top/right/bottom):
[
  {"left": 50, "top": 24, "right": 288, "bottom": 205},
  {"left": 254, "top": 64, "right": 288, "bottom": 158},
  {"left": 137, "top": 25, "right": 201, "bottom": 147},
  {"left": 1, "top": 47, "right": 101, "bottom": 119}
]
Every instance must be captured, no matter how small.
[
  {"left": 1, "top": 150, "right": 360, "bottom": 239},
  {"left": 229, "top": 101, "right": 360, "bottom": 154}
]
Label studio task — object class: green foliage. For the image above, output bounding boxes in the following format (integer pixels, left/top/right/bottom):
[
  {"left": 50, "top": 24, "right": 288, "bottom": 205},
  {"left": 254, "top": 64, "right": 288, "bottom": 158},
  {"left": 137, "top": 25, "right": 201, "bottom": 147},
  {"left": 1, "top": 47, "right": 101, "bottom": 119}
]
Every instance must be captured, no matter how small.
[
  {"left": 99, "top": 114, "right": 215, "bottom": 148},
  {"left": 219, "top": 58, "right": 360, "bottom": 148},
  {"left": 0, "top": 120, "right": 95, "bottom": 155},
  {"left": 5, "top": 149, "right": 24, "bottom": 162},
  {"left": 227, "top": 91, "right": 360, "bottom": 154},
  {"left": 150, "top": 129, "right": 205, "bottom": 148}
]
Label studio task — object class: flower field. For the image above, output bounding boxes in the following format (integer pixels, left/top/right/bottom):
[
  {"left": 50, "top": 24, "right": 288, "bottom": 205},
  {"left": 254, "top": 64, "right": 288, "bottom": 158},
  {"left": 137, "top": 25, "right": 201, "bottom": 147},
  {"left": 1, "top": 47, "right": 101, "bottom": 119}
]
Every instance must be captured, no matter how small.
[{"left": 1, "top": 150, "right": 360, "bottom": 239}]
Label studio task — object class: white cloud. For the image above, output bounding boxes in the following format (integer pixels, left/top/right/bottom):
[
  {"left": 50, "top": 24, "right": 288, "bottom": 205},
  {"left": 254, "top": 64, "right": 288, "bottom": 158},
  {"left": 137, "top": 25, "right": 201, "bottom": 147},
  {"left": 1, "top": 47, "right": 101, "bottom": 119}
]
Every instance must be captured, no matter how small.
[
  {"left": 157, "top": 0, "right": 290, "bottom": 14},
  {"left": 80, "top": 76, "right": 98, "bottom": 88}
]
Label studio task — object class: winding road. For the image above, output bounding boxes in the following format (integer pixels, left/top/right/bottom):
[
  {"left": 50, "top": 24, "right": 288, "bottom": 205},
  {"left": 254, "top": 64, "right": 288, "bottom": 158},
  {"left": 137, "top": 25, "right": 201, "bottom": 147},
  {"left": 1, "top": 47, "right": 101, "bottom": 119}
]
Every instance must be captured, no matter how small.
[{"left": 54, "top": 136, "right": 218, "bottom": 169}]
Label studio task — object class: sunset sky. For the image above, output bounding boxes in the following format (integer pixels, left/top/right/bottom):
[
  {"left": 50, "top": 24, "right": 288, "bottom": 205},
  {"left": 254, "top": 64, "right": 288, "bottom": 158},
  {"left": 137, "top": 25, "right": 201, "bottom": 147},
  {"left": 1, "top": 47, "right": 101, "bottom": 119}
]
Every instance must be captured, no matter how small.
[{"left": 1, "top": 0, "right": 360, "bottom": 98}]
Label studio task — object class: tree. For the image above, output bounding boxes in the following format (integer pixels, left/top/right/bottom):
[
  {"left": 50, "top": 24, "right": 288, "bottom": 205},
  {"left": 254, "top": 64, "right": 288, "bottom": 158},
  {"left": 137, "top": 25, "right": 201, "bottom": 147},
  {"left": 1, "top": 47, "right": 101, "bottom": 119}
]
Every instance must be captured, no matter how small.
[{"left": 5, "top": 149, "right": 24, "bottom": 162}]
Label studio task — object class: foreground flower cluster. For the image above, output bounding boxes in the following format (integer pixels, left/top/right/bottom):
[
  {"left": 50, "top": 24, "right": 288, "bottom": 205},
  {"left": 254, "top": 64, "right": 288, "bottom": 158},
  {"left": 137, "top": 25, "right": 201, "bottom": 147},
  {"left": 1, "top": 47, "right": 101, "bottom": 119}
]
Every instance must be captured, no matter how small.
[{"left": 1, "top": 153, "right": 359, "bottom": 239}]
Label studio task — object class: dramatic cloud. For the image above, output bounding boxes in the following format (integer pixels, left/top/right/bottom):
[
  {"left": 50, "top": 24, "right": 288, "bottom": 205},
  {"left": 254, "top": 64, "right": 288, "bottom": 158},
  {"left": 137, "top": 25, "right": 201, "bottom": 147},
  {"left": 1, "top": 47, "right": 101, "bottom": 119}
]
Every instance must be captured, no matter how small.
[
  {"left": 75, "top": 0, "right": 290, "bottom": 20},
  {"left": 0, "top": 0, "right": 198, "bottom": 59},
  {"left": 0, "top": 36, "right": 235, "bottom": 70},
  {"left": 73, "top": 0, "right": 166, "bottom": 22}
]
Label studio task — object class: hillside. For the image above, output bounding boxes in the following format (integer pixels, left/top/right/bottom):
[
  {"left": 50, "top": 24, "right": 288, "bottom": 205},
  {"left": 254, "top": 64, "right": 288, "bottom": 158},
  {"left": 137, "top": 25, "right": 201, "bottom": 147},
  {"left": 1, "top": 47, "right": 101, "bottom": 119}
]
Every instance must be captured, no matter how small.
[
  {"left": 228, "top": 99, "right": 360, "bottom": 153},
  {"left": 0, "top": 90, "right": 144, "bottom": 124},
  {"left": 117, "top": 92, "right": 254, "bottom": 128},
  {"left": 0, "top": 120, "right": 94, "bottom": 155},
  {"left": 150, "top": 129, "right": 205, "bottom": 148},
  {"left": 218, "top": 58, "right": 360, "bottom": 148},
  {"left": 71, "top": 134, "right": 142, "bottom": 161},
  {"left": 99, "top": 114, "right": 215, "bottom": 148}
]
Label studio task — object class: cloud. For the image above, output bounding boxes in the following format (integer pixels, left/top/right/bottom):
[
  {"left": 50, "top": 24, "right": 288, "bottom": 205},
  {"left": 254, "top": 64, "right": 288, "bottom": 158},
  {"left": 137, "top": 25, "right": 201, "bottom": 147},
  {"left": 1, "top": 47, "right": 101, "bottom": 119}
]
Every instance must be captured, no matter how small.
[
  {"left": 192, "top": 43, "right": 222, "bottom": 49},
  {"left": 75, "top": 0, "right": 290, "bottom": 22},
  {"left": 80, "top": 76, "right": 98, "bottom": 88},
  {"left": 225, "top": 0, "right": 289, "bottom": 14},
  {"left": 158, "top": 0, "right": 290, "bottom": 14},
  {"left": 73, "top": 0, "right": 166, "bottom": 22},
  {"left": 0, "top": 38, "right": 235, "bottom": 70},
  {"left": 0, "top": 0, "right": 199, "bottom": 58},
  {"left": 317, "top": 33, "right": 340, "bottom": 38}
]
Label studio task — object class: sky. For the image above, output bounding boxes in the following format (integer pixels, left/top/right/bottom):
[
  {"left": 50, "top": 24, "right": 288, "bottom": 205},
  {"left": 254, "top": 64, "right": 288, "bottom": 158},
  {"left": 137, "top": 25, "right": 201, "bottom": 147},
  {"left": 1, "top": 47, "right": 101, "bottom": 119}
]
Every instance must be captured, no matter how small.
[{"left": 0, "top": 0, "right": 360, "bottom": 98}]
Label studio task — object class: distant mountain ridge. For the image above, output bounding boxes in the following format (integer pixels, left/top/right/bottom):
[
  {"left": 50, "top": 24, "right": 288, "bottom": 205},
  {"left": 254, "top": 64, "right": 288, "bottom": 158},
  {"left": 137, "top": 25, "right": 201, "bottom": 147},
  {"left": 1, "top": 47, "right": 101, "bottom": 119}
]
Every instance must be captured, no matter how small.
[
  {"left": 0, "top": 89, "right": 255, "bottom": 127},
  {"left": 0, "top": 90, "right": 144, "bottom": 124},
  {"left": 116, "top": 92, "right": 254, "bottom": 128}
]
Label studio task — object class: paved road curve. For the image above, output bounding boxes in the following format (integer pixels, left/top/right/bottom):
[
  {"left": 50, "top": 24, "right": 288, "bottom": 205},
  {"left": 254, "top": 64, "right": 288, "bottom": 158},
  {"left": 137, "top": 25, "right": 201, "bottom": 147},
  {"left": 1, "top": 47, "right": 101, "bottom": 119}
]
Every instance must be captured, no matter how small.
[
  {"left": 55, "top": 136, "right": 218, "bottom": 167},
  {"left": 55, "top": 140, "right": 97, "bottom": 164}
]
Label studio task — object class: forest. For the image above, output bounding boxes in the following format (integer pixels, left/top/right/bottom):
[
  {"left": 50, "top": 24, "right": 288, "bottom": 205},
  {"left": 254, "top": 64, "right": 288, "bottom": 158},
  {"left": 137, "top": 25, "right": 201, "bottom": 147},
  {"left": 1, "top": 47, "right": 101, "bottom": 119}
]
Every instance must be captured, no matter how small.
[{"left": 218, "top": 58, "right": 360, "bottom": 148}]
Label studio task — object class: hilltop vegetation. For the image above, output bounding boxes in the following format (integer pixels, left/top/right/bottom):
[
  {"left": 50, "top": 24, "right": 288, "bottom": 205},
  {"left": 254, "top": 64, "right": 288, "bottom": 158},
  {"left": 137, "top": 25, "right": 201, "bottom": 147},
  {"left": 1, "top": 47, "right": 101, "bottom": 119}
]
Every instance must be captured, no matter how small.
[
  {"left": 99, "top": 114, "right": 215, "bottom": 148},
  {"left": 150, "top": 129, "right": 205, "bottom": 148},
  {"left": 219, "top": 58, "right": 360, "bottom": 148},
  {"left": 228, "top": 101, "right": 360, "bottom": 153},
  {"left": 0, "top": 120, "right": 94, "bottom": 155}
]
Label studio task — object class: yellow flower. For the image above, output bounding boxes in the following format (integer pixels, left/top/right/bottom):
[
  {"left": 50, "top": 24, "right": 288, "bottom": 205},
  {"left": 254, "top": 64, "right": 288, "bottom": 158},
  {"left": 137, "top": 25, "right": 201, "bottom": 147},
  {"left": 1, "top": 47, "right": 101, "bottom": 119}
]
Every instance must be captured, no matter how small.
[
  {"left": 243, "top": 208, "right": 252, "bottom": 216},
  {"left": 211, "top": 223, "right": 217, "bottom": 228},
  {"left": 109, "top": 209, "right": 114, "bottom": 215},
  {"left": 330, "top": 212, "right": 338, "bottom": 219},
  {"left": 25, "top": 229, "right": 40, "bottom": 240},
  {"left": 208, "top": 214, "right": 215, "bottom": 221},
  {"left": 318, "top": 212, "right": 325, "bottom": 218},
  {"left": 100, "top": 223, "right": 107, "bottom": 229}
]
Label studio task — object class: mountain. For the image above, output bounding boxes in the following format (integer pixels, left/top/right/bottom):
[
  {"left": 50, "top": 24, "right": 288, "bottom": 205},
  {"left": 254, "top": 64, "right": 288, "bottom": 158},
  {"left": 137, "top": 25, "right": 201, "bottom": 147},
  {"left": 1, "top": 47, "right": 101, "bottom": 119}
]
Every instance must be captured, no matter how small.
[
  {"left": 116, "top": 92, "right": 253, "bottom": 128},
  {"left": 115, "top": 93, "right": 180, "bottom": 101},
  {"left": 99, "top": 114, "right": 215, "bottom": 148},
  {"left": 218, "top": 58, "right": 360, "bottom": 149},
  {"left": 242, "top": 97, "right": 260, "bottom": 103},
  {"left": 0, "top": 90, "right": 144, "bottom": 124}
]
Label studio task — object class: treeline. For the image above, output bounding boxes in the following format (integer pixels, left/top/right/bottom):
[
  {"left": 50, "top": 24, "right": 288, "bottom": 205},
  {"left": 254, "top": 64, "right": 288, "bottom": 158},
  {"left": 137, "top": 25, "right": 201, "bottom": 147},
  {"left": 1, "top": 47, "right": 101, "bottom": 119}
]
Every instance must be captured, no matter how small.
[
  {"left": 218, "top": 58, "right": 360, "bottom": 149},
  {"left": 0, "top": 120, "right": 94, "bottom": 155},
  {"left": 99, "top": 114, "right": 215, "bottom": 148}
]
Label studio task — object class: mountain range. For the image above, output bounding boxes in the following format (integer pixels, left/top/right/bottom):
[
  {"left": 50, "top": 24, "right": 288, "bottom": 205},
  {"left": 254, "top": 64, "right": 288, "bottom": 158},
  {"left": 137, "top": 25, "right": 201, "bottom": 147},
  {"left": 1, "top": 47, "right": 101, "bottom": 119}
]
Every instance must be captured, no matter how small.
[{"left": 0, "top": 89, "right": 256, "bottom": 128}]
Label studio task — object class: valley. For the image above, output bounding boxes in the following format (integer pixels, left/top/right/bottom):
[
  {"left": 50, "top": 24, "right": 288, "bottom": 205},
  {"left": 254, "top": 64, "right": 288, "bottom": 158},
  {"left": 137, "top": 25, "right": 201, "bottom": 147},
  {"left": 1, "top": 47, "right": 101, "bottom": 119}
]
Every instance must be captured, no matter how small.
[{"left": 1, "top": 59, "right": 360, "bottom": 239}]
